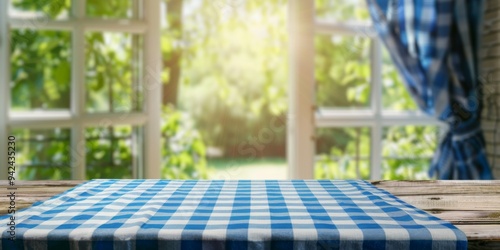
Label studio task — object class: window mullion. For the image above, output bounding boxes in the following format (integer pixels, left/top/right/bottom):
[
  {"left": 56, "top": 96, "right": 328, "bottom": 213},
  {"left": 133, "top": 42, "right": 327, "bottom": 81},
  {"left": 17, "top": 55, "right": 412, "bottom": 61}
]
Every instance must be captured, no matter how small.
[
  {"left": 0, "top": 0, "right": 10, "bottom": 180},
  {"left": 289, "top": 0, "right": 315, "bottom": 179},
  {"left": 9, "top": 19, "right": 148, "bottom": 33},
  {"left": 370, "top": 38, "right": 383, "bottom": 180},
  {"left": 132, "top": 0, "right": 142, "bottom": 179},
  {"left": 70, "top": 0, "right": 86, "bottom": 180},
  {"left": 143, "top": 0, "right": 162, "bottom": 179},
  {"left": 315, "top": 21, "right": 376, "bottom": 37}
]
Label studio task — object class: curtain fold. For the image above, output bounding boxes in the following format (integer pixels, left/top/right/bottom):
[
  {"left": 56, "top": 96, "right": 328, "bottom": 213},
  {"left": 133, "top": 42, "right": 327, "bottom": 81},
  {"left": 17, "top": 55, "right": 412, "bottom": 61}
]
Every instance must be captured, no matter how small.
[{"left": 367, "top": 0, "right": 494, "bottom": 179}]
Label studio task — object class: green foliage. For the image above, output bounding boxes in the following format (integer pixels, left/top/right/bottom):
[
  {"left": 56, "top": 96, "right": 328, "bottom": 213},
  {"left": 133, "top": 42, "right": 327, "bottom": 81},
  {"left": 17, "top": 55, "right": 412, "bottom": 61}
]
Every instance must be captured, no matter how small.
[
  {"left": 315, "top": 35, "right": 371, "bottom": 108},
  {"left": 315, "top": 125, "right": 438, "bottom": 180},
  {"left": 85, "top": 126, "right": 134, "bottom": 179},
  {"left": 10, "top": 29, "right": 71, "bottom": 110},
  {"left": 86, "top": 0, "right": 132, "bottom": 19},
  {"left": 314, "top": 0, "right": 372, "bottom": 108},
  {"left": 315, "top": 0, "right": 370, "bottom": 21},
  {"left": 312, "top": 0, "right": 433, "bottom": 180},
  {"left": 85, "top": 32, "right": 141, "bottom": 113},
  {"left": 382, "top": 126, "right": 437, "bottom": 180},
  {"left": 16, "top": 107, "right": 208, "bottom": 180},
  {"left": 178, "top": 0, "right": 288, "bottom": 148},
  {"left": 315, "top": 128, "right": 370, "bottom": 179},
  {"left": 161, "top": 106, "right": 208, "bottom": 179},
  {"left": 11, "top": 0, "right": 70, "bottom": 19},
  {"left": 11, "top": 0, "right": 437, "bottom": 181},
  {"left": 315, "top": 154, "right": 370, "bottom": 180},
  {"left": 10, "top": 0, "right": 207, "bottom": 180},
  {"left": 14, "top": 129, "right": 71, "bottom": 180},
  {"left": 382, "top": 49, "right": 418, "bottom": 110}
]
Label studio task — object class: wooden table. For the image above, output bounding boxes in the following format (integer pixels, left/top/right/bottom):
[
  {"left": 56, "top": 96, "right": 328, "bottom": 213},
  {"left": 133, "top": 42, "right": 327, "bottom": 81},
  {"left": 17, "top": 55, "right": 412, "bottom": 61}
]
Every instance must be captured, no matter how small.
[{"left": 1, "top": 180, "right": 499, "bottom": 249}]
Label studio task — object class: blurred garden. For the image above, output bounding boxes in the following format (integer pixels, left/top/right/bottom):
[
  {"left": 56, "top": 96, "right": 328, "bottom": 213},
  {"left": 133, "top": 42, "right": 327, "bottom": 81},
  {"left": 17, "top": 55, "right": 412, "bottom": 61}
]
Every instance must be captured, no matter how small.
[{"left": 10, "top": 0, "right": 438, "bottom": 180}]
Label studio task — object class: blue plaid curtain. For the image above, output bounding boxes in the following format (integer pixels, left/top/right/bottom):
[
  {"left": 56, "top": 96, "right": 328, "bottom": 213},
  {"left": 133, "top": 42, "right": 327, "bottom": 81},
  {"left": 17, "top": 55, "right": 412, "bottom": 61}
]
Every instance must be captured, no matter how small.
[{"left": 366, "top": 0, "right": 494, "bottom": 179}]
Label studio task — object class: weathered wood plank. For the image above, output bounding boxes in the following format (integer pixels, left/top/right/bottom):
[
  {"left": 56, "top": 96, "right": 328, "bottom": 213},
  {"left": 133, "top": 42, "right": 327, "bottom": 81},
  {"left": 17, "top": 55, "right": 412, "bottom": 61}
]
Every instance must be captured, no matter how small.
[
  {"left": 375, "top": 185, "right": 500, "bottom": 196},
  {"left": 393, "top": 195, "right": 500, "bottom": 211},
  {"left": 457, "top": 225, "right": 500, "bottom": 241},
  {"left": 428, "top": 211, "right": 500, "bottom": 224},
  {"left": 2, "top": 187, "right": 79, "bottom": 195},
  {"left": 372, "top": 180, "right": 500, "bottom": 248},
  {"left": 371, "top": 180, "right": 500, "bottom": 187},
  {"left": 0, "top": 181, "right": 82, "bottom": 215},
  {"left": 0, "top": 180, "right": 85, "bottom": 187}
]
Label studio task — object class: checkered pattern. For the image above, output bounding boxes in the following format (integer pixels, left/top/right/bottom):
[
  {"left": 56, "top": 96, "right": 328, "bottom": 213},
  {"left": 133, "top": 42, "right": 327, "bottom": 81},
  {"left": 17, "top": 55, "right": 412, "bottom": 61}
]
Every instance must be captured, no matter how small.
[
  {"left": 1, "top": 179, "right": 466, "bottom": 249},
  {"left": 366, "top": 0, "right": 493, "bottom": 180}
]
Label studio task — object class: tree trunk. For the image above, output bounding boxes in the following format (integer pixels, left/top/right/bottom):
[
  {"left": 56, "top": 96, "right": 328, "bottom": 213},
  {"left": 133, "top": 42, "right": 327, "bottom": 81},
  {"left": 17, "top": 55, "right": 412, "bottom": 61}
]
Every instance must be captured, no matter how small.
[{"left": 163, "top": 0, "right": 183, "bottom": 106}]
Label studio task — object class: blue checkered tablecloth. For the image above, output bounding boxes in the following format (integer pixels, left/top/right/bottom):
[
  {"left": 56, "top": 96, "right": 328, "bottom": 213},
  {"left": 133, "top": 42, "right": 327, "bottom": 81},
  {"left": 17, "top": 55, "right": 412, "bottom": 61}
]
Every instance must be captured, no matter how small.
[{"left": 1, "top": 180, "right": 466, "bottom": 249}]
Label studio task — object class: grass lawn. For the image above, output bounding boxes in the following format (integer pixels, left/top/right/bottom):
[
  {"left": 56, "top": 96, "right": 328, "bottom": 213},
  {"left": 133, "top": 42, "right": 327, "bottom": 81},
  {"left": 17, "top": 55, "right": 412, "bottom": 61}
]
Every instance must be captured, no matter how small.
[{"left": 207, "top": 157, "right": 287, "bottom": 180}]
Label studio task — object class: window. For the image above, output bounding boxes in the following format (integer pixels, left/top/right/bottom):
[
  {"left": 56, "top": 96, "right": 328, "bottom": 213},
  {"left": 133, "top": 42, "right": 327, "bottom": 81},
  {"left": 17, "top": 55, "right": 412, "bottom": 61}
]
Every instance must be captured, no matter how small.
[
  {"left": 288, "top": 1, "right": 445, "bottom": 179},
  {"left": 2, "top": 0, "right": 446, "bottom": 181},
  {"left": 0, "top": 0, "right": 161, "bottom": 180}
]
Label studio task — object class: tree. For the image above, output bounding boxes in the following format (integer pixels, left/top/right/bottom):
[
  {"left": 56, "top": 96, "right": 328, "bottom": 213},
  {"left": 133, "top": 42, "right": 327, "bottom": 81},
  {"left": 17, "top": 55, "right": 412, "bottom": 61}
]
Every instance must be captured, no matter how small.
[
  {"left": 163, "top": 0, "right": 184, "bottom": 106},
  {"left": 177, "top": 0, "right": 288, "bottom": 153}
]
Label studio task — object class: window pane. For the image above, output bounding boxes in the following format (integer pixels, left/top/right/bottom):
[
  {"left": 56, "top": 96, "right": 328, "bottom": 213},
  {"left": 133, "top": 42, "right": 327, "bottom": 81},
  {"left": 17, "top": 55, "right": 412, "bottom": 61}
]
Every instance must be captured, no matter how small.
[
  {"left": 86, "top": 32, "right": 143, "bottom": 113},
  {"left": 86, "top": 0, "right": 136, "bottom": 19},
  {"left": 382, "top": 126, "right": 439, "bottom": 180},
  {"left": 11, "top": 128, "right": 71, "bottom": 180},
  {"left": 315, "top": 0, "right": 370, "bottom": 22},
  {"left": 11, "top": 29, "right": 71, "bottom": 111},
  {"left": 315, "top": 35, "right": 371, "bottom": 108},
  {"left": 86, "top": 126, "right": 139, "bottom": 178},
  {"left": 9, "top": 0, "right": 70, "bottom": 19},
  {"left": 315, "top": 127, "right": 371, "bottom": 179},
  {"left": 382, "top": 48, "right": 418, "bottom": 110}
]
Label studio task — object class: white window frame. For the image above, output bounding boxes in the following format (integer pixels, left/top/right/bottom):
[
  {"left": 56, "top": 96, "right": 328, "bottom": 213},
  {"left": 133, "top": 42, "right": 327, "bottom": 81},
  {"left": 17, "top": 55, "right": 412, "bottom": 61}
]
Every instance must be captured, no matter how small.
[
  {"left": 0, "top": 0, "right": 162, "bottom": 180},
  {"left": 288, "top": 1, "right": 444, "bottom": 180}
]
